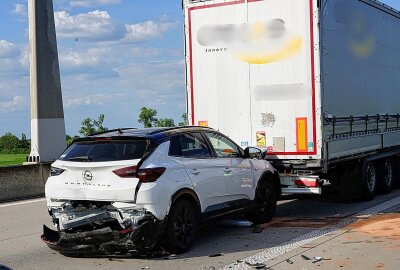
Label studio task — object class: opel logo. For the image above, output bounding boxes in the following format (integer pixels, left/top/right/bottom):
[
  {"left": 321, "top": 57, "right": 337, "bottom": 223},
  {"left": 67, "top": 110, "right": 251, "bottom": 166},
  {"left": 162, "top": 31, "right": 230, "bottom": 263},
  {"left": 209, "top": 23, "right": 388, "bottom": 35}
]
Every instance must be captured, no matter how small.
[{"left": 83, "top": 170, "right": 93, "bottom": 181}]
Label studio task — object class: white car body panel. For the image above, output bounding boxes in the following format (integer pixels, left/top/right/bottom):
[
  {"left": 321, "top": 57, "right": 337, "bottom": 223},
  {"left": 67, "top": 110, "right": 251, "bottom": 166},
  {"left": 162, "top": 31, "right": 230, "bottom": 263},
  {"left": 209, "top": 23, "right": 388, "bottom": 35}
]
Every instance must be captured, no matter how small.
[
  {"left": 217, "top": 157, "right": 255, "bottom": 201},
  {"left": 46, "top": 159, "right": 141, "bottom": 203},
  {"left": 180, "top": 157, "right": 226, "bottom": 212},
  {"left": 44, "top": 128, "right": 278, "bottom": 238}
]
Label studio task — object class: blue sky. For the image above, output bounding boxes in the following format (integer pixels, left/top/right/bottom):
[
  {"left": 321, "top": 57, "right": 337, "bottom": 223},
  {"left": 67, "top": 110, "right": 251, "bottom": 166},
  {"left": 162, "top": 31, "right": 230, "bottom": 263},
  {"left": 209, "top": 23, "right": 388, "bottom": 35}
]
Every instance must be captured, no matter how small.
[{"left": 0, "top": 0, "right": 399, "bottom": 137}]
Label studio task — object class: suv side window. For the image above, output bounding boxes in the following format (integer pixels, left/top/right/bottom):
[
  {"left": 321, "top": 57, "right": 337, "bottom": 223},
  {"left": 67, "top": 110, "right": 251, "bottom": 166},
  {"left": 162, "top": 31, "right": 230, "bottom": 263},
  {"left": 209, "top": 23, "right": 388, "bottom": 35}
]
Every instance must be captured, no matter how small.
[
  {"left": 168, "top": 133, "right": 211, "bottom": 158},
  {"left": 204, "top": 132, "right": 241, "bottom": 158},
  {"left": 169, "top": 135, "right": 182, "bottom": 156}
]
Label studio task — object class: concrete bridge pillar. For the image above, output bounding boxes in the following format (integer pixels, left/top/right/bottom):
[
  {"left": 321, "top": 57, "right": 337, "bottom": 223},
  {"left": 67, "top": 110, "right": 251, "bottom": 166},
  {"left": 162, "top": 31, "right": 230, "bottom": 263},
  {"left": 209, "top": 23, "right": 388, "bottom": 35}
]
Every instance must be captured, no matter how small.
[{"left": 27, "top": 0, "right": 66, "bottom": 163}]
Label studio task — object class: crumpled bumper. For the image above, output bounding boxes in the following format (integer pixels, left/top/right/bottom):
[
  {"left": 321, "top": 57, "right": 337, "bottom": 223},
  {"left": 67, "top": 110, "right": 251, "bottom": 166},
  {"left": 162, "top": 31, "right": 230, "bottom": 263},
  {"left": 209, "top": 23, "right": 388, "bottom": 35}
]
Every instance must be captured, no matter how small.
[{"left": 41, "top": 219, "right": 166, "bottom": 256}]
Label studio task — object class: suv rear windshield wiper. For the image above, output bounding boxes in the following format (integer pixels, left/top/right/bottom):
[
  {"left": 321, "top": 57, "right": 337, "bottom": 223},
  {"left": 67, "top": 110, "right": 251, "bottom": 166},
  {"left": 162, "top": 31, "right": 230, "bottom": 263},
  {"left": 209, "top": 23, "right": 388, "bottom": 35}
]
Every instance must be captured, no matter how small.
[{"left": 68, "top": 156, "right": 92, "bottom": 162}]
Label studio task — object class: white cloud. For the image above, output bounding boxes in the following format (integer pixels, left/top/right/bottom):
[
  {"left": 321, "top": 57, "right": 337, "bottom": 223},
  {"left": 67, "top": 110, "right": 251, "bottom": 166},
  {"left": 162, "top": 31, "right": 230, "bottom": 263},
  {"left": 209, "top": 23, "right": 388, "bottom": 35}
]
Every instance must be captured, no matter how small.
[
  {"left": 124, "top": 21, "right": 178, "bottom": 42},
  {"left": 55, "top": 10, "right": 125, "bottom": 41},
  {"left": 64, "top": 93, "right": 125, "bottom": 108},
  {"left": 69, "top": 0, "right": 121, "bottom": 8},
  {"left": 60, "top": 47, "right": 111, "bottom": 68},
  {"left": 0, "top": 40, "right": 20, "bottom": 58},
  {"left": 0, "top": 96, "right": 29, "bottom": 111},
  {"left": 12, "top": 3, "right": 27, "bottom": 17},
  {"left": 54, "top": 10, "right": 177, "bottom": 43},
  {"left": 130, "top": 47, "right": 161, "bottom": 57}
]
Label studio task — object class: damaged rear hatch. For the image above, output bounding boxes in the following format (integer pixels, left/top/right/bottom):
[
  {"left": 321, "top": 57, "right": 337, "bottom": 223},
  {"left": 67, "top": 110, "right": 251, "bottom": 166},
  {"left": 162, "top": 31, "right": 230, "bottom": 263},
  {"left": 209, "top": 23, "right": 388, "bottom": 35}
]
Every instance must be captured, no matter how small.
[
  {"left": 46, "top": 138, "right": 149, "bottom": 202},
  {"left": 43, "top": 137, "right": 164, "bottom": 255}
]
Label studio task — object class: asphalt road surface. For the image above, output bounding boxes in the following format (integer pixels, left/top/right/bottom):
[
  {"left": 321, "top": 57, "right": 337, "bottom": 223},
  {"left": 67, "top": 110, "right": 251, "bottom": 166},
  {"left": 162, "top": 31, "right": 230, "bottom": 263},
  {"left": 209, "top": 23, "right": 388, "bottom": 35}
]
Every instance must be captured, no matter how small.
[{"left": 1, "top": 191, "right": 400, "bottom": 270}]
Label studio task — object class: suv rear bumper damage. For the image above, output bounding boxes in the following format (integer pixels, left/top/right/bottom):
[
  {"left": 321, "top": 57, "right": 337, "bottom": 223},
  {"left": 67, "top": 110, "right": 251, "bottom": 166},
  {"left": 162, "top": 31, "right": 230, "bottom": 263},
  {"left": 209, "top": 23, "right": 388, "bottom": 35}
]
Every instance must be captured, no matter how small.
[
  {"left": 42, "top": 220, "right": 166, "bottom": 255},
  {"left": 42, "top": 203, "right": 167, "bottom": 255}
]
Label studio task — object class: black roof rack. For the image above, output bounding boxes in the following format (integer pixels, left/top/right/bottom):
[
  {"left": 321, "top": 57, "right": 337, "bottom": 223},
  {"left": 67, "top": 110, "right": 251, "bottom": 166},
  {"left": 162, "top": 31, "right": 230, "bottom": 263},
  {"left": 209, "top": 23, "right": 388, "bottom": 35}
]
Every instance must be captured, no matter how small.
[
  {"left": 85, "top": 126, "right": 216, "bottom": 139},
  {"left": 147, "top": 126, "right": 215, "bottom": 135},
  {"left": 89, "top": 128, "right": 136, "bottom": 136}
]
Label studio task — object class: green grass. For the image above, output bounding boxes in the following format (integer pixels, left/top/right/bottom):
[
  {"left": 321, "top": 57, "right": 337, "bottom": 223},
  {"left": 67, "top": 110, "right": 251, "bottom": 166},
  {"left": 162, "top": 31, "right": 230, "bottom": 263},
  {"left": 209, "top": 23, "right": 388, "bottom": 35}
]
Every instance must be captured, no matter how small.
[{"left": 0, "top": 154, "right": 27, "bottom": 166}]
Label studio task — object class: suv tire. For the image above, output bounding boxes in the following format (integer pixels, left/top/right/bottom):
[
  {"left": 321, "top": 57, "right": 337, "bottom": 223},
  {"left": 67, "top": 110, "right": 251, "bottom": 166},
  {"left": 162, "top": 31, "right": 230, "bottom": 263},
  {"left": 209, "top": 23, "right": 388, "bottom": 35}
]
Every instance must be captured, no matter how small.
[
  {"left": 246, "top": 181, "right": 277, "bottom": 224},
  {"left": 162, "top": 199, "right": 199, "bottom": 254}
]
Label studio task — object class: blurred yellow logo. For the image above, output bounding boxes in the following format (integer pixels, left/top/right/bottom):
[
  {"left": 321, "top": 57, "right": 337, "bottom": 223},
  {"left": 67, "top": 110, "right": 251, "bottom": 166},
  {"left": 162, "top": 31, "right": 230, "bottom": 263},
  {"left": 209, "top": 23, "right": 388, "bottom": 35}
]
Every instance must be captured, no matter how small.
[{"left": 197, "top": 19, "right": 303, "bottom": 64}]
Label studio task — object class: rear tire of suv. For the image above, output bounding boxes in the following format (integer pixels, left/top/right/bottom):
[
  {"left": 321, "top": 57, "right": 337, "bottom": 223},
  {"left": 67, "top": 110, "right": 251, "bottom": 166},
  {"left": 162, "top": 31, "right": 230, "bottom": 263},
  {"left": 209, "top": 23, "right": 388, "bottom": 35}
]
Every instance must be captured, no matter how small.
[
  {"left": 162, "top": 199, "right": 199, "bottom": 254},
  {"left": 246, "top": 180, "right": 277, "bottom": 225}
]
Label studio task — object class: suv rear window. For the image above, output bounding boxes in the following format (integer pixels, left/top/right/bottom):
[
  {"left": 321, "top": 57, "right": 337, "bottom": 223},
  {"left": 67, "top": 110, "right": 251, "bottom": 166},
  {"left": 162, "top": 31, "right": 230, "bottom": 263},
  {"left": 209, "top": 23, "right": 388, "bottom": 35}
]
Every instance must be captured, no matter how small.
[{"left": 59, "top": 140, "right": 148, "bottom": 162}]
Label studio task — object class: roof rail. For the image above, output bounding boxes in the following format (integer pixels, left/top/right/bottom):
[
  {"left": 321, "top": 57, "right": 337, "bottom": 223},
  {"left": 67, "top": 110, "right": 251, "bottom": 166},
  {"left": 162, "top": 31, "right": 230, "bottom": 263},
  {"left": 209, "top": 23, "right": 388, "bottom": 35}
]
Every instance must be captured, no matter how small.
[
  {"left": 89, "top": 128, "right": 136, "bottom": 136},
  {"left": 148, "top": 126, "right": 214, "bottom": 135}
]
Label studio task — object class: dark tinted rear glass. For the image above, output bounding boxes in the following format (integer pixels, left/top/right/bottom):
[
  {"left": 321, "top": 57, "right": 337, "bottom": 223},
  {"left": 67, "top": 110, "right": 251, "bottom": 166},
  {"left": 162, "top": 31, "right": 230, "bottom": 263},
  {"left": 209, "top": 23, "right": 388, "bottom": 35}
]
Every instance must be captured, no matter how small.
[
  {"left": 168, "top": 133, "right": 211, "bottom": 158},
  {"left": 59, "top": 140, "right": 148, "bottom": 162}
]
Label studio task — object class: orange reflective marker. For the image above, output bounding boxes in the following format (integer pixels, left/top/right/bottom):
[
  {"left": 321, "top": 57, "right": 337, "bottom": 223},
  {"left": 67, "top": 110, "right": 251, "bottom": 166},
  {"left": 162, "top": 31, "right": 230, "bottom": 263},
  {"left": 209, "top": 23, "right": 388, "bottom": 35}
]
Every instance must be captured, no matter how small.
[
  {"left": 198, "top": 121, "right": 208, "bottom": 127},
  {"left": 296, "top": 118, "right": 308, "bottom": 152}
]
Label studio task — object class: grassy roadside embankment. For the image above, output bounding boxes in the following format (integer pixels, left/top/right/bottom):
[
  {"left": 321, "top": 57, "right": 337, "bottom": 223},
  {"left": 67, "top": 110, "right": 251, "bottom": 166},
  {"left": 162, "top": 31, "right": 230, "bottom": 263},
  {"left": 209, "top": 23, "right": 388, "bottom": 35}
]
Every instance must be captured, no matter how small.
[{"left": 0, "top": 154, "right": 27, "bottom": 166}]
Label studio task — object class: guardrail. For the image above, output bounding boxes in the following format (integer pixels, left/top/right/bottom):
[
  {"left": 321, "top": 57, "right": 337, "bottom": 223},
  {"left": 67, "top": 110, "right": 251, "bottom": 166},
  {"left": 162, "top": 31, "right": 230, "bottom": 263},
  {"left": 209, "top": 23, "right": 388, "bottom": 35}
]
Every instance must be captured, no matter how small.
[{"left": 0, "top": 163, "right": 50, "bottom": 202}]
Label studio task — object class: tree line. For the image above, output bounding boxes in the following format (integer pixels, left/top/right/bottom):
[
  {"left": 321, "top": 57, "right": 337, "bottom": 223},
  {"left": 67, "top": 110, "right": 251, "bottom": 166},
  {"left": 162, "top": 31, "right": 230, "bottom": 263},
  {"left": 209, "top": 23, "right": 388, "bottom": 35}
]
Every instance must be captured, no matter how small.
[
  {"left": 0, "top": 133, "right": 30, "bottom": 154},
  {"left": 0, "top": 107, "right": 187, "bottom": 150}
]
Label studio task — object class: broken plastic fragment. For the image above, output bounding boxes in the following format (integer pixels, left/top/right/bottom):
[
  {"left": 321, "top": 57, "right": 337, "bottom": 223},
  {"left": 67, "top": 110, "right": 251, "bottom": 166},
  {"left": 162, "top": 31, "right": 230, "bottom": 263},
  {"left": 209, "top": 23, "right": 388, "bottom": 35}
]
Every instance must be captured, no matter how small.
[
  {"left": 245, "top": 261, "right": 267, "bottom": 269},
  {"left": 312, "top": 257, "right": 322, "bottom": 263},
  {"left": 209, "top": 253, "right": 224, "bottom": 257}
]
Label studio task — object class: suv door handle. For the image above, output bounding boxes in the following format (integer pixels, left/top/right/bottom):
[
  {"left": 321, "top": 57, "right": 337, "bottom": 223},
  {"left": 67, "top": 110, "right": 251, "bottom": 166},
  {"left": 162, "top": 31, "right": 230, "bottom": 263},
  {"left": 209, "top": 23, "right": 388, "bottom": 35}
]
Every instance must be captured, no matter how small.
[
  {"left": 191, "top": 169, "right": 200, "bottom": 175},
  {"left": 224, "top": 167, "right": 232, "bottom": 173}
]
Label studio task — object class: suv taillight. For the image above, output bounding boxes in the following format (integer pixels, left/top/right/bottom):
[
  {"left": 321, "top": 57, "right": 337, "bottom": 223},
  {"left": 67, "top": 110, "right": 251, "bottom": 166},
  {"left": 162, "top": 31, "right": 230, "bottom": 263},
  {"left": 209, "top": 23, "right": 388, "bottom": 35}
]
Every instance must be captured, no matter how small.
[
  {"left": 112, "top": 166, "right": 166, "bottom": 182},
  {"left": 112, "top": 166, "right": 138, "bottom": 178},
  {"left": 137, "top": 167, "right": 166, "bottom": 183},
  {"left": 50, "top": 167, "right": 65, "bottom": 176}
]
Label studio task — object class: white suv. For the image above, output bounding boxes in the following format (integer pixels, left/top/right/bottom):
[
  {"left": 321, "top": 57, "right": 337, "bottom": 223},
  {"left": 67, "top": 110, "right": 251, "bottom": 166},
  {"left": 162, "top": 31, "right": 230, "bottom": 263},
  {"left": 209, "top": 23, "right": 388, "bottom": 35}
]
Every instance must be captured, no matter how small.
[{"left": 42, "top": 127, "right": 281, "bottom": 255}]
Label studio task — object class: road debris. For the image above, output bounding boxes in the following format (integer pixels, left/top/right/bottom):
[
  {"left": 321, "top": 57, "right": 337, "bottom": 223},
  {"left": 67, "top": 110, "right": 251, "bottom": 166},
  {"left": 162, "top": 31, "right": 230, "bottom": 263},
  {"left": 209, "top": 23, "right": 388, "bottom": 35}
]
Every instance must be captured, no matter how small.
[
  {"left": 312, "top": 257, "right": 322, "bottom": 264},
  {"left": 108, "top": 258, "right": 124, "bottom": 262},
  {"left": 245, "top": 261, "right": 267, "bottom": 269},
  {"left": 312, "top": 256, "right": 331, "bottom": 263},
  {"left": 286, "top": 259, "right": 294, "bottom": 264},
  {"left": 163, "top": 254, "right": 178, "bottom": 260},
  {"left": 209, "top": 253, "right": 224, "bottom": 257},
  {"left": 301, "top": 255, "right": 311, "bottom": 260}
]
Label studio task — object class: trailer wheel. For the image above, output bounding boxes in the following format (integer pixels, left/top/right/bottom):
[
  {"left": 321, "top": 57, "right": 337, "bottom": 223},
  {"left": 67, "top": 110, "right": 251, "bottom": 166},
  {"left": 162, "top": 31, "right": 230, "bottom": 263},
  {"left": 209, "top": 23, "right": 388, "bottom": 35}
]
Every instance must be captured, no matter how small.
[
  {"left": 377, "top": 158, "right": 394, "bottom": 194},
  {"left": 361, "top": 161, "right": 377, "bottom": 201},
  {"left": 393, "top": 156, "right": 400, "bottom": 189}
]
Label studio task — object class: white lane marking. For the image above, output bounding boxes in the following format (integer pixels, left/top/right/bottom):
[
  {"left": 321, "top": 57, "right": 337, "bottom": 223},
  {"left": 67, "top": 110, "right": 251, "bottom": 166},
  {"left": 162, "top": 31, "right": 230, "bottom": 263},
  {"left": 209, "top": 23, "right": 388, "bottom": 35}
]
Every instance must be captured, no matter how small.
[
  {"left": 0, "top": 198, "right": 46, "bottom": 208},
  {"left": 221, "top": 196, "right": 400, "bottom": 270}
]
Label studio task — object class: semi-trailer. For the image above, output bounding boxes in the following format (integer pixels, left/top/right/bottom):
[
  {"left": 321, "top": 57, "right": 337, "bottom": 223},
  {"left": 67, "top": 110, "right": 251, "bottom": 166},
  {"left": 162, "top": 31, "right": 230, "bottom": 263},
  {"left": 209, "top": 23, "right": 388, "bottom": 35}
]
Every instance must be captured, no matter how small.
[{"left": 183, "top": 0, "right": 400, "bottom": 199}]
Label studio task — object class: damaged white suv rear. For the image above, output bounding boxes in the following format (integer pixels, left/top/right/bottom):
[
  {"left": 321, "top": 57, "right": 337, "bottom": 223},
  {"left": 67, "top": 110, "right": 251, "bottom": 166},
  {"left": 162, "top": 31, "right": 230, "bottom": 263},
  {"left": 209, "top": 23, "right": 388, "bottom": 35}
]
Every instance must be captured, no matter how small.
[{"left": 42, "top": 127, "right": 281, "bottom": 256}]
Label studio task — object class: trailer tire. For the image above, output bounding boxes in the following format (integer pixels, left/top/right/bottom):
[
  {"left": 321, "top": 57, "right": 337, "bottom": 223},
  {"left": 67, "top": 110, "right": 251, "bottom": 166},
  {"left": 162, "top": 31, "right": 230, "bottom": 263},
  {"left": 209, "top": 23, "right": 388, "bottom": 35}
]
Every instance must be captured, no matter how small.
[
  {"left": 377, "top": 158, "right": 394, "bottom": 194},
  {"left": 361, "top": 161, "right": 377, "bottom": 201},
  {"left": 246, "top": 181, "right": 277, "bottom": 224},
  {"left": 393, "top": 156, "right": 400, "bottom": 189}
]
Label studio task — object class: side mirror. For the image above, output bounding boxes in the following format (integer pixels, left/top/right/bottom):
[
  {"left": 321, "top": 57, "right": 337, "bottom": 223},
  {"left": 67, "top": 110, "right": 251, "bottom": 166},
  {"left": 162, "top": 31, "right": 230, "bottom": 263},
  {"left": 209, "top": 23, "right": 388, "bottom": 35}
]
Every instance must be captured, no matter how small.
[{"left": 244, "top": 147, "right": 265, "bottom": 159}]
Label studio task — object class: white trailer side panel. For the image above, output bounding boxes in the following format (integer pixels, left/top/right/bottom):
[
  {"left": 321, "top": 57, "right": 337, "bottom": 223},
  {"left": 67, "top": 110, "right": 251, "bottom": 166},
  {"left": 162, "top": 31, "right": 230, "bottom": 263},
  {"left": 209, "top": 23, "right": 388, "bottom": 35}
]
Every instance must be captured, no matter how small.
[{"left": 184, "top": 0, "right": 322, "bottom": 159}]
